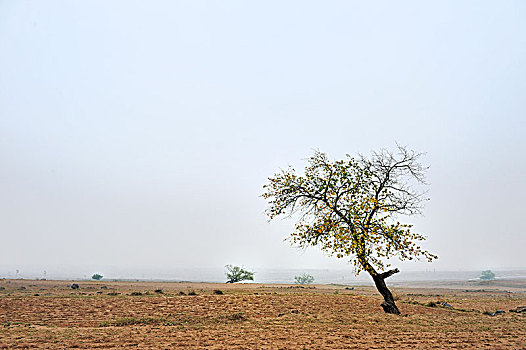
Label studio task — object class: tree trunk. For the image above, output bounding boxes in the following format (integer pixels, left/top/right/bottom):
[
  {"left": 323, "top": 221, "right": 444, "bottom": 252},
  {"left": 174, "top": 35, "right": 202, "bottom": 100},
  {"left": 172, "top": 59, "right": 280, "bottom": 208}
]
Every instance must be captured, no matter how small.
[{"left": 371, "top": 269, "right": 400, "bottom": 315}]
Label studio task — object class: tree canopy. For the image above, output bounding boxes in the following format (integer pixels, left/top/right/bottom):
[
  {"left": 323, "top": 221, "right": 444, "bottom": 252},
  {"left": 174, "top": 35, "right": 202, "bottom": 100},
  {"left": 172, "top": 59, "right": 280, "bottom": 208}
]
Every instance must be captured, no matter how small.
[
  {"left": 294, "top": 273, "right": 315, "bottom": 285},
  {"left": 480, "top": 270, "right": 495, "bottom": 281},
  {"left": 225, "top": 265, "right": 254, "bottom": 283},
  {"left": 262, "top": 146, "right": 436, "bottom": 314}
]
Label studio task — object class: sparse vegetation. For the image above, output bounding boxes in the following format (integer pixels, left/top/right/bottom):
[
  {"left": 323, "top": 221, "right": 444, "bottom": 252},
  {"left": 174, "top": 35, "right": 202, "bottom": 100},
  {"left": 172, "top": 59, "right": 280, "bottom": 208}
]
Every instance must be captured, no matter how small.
[
  {"left": 294, "top": 273, "right": 315, "bottom": 285},
  {"left": 225, "top": 265, "right": 254, "bottom": 283},
  {"left": 100, "top": 317, "right": 176, "bottom": 327},
  {"left": 100, "top": 312, "right": 247, "bottom": 328},
  {"left": 3, "top": 279, "right": 526, "bottom": 348}
]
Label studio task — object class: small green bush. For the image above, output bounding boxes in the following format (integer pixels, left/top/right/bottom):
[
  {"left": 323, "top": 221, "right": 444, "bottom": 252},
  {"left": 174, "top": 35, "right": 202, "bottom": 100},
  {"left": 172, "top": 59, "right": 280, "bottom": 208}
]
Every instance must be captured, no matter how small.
[{"left": 91, "top": 274, "right": 103, "bottom": 281}]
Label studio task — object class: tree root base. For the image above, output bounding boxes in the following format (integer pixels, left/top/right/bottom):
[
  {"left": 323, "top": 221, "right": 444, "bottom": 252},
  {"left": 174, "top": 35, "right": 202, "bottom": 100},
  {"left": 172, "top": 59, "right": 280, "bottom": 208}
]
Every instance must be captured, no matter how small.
[{"left": 381, "top": 301, "right": 401, "bottom": 315}]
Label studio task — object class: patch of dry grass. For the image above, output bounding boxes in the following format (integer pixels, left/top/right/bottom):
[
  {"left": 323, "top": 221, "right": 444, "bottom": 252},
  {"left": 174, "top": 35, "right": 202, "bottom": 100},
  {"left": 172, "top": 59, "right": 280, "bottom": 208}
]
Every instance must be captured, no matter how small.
[{"left": 0, "top": 279, "right": 525, "bottom": 349}]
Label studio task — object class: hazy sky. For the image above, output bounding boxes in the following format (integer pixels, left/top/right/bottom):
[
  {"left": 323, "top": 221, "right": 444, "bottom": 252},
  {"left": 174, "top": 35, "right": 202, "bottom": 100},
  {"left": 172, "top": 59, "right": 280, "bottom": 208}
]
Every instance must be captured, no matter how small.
[{"left": 1, "top": 1, "right": 525, "bottom": 277}]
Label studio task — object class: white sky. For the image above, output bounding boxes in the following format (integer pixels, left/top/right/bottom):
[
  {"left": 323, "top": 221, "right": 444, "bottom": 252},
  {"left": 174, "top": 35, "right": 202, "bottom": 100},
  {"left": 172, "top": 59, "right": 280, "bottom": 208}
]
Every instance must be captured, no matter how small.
[{"left": 1, "top": 1, "right": 525, "bottom": 276}]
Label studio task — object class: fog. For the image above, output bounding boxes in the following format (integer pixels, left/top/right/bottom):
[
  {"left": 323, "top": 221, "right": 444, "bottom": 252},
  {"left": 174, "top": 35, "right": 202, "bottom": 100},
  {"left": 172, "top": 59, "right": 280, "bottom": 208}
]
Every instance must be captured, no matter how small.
[{"left": 1, "top": 1, "right": 525, "bottom": 280}]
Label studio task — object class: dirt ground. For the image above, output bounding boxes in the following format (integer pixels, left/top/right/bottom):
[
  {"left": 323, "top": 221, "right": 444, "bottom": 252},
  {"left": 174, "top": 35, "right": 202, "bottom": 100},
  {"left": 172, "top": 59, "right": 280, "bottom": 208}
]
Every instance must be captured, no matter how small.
[{"left": 1, "top": 279, "right": 525, "bottom": 349}]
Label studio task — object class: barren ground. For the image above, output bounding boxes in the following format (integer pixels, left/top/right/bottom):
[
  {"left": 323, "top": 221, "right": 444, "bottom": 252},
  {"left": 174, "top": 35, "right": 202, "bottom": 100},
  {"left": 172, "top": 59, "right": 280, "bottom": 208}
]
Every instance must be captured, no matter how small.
[{"left": 1, "top": 279, "right": 525, "bottom": 349}]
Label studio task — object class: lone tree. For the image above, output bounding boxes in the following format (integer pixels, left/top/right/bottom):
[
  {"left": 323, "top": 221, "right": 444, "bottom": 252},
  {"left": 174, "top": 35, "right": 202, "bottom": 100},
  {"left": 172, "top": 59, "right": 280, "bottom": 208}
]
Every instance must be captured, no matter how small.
[
  {"left": 294, "top": 273, "right": 315, "bottom": 285},
  {"left": 225, "top": 265, "right": 254, "bottom": 283},
  {"left": 262, "top": 146, "right": 436, "bottom": 314},
  {"left": 480, "top": 270, "right": 495, "bottom": 281}
]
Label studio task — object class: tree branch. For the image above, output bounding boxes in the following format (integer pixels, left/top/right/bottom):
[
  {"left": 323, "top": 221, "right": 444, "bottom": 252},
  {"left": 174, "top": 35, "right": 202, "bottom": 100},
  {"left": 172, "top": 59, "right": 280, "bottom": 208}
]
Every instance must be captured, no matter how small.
[{"left": 379, "top": 268, "right": 400, "bottom": 279}]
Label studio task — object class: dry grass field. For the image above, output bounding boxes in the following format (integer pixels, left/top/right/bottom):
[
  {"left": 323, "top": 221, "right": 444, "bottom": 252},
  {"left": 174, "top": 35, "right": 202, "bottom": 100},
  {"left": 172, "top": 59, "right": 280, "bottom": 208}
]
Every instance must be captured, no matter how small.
[{"left": 1, "top": 278, "right": 525, "bottom": 349}]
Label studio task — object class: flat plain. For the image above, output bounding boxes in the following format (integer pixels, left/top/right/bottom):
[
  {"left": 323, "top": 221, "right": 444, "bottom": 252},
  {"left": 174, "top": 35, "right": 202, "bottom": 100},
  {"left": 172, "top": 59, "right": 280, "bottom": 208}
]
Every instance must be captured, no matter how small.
[{"left": 1, "top": 278, "right": 525, "bottom": 349}]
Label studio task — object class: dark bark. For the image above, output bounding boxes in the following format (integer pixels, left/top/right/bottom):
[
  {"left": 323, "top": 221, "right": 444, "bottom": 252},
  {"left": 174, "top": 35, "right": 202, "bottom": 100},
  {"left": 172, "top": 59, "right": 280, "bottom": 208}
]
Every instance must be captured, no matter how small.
[{"left": 371, "top": 268, "right": 400, "bottom": 315}]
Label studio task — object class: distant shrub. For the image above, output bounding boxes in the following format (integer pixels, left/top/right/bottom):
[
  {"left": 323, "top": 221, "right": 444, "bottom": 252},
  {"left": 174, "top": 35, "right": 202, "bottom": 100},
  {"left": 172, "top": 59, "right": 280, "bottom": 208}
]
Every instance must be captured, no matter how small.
[
  {"left": 425, "top": 301, "right": 437, "bottom": 307},
  {"left": 227, "top": 312, "right": 246, "bottom": 321},
  {"left": 188, "top": 291, "right": 197, "bottom": 296},
  {"left": 154, "top": 289, "right": 163, "bottom": 294},
  {"left": 213, "top": 289, "right": 224, "bottom": 295},
  {"left": 294, "top": 273, "right": 315, "bottom": 285},
  {"left": 480, "top": 270, "right": 495, "bottom": 281},
  {"left": 91, "top": 274, "right": 103, "bottom": 281},
  {"left": 225, "top": 265, "right": 254, "bottom": 283}
]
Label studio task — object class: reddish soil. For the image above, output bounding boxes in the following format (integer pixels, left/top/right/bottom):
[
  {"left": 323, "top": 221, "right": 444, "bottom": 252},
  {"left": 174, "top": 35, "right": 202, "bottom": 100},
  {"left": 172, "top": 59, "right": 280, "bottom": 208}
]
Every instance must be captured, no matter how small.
[{"left": 0, "top": 279, "right": 525, "bottom": 349}]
